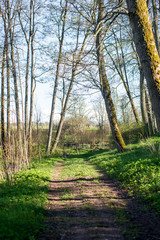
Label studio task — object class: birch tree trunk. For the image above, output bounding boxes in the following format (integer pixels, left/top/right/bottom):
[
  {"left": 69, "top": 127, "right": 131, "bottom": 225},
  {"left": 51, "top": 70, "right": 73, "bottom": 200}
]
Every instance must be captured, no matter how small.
[
  {"left": 126, "top": 0, "right": 160, "bottom": 132},
  {"left": 96, "top": 0, "right": 126, "bottom": 152},
  {"left": 46, "top": 0, "right": 68, "bottom": 153}
]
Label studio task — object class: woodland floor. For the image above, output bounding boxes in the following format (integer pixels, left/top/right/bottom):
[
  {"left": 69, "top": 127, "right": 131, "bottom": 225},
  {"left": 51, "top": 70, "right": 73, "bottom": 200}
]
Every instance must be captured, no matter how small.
[{"left": 37, "top": 158, "right": 160, "bottom": 240}]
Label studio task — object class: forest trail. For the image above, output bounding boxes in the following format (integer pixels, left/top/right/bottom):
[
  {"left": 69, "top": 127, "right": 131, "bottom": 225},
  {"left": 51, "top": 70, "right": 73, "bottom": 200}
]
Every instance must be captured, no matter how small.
[{"left": 38, "top": 157, "right": 160, "bottom": 240}]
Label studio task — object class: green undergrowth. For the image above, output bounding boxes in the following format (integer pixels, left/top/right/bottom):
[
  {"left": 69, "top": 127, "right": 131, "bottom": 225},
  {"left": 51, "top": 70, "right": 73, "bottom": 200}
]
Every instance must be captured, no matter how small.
[
  {"left": 60, "top": 158, "right": 99, "bottom": 179},
  {"left": 0, "top": 157, "right": 59, "bottom": 240},
  {"left": 88, "top": 136, "right": 160, "bottom": 213}
]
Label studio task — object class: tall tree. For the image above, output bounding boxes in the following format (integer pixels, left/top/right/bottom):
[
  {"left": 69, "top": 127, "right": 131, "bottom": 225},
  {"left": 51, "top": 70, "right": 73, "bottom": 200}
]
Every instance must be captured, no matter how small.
[
  {"left": 28, "top": 0, "right": 36, "bottom": 157},
  {"left": 4, "top": 0, "right": 11, "bottom": 143},
  {"left": 52, "top": 25, "right": 89, "bottom": 151},
  {"left": 152, "top": 0, "right": 160, "bottom": 54},
  {"left": 96, "top": 0, "right": 126, "bottom": 151},
  {"left": 46, "top": 0, "right": 68, "bottom": 153},
  {"left": 8, "top": 6, "right": 21, "bottom": 142},
  {"left": 126, "top": 0, "right": 160, "bottom": 132},
  {"left": 18, "top": 0, "right": 33, "bottom": 137},
  {"left": 105, "top": 29, "right": 141, "bottom": 125},
  {"left": 140, "top": 69, "right": 148, "bottom": 126},
  {"left": 1, "top": 38, "right": 6, "bottom": 151},
  {"left": 129, "top": 29, "right": 148, "bottom": 126}
]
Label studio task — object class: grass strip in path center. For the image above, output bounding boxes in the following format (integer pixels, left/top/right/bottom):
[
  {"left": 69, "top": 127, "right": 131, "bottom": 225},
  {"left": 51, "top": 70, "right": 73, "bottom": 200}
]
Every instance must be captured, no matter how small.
[{"left": 60, "top": 158, "right": 99, "bottom": 180}]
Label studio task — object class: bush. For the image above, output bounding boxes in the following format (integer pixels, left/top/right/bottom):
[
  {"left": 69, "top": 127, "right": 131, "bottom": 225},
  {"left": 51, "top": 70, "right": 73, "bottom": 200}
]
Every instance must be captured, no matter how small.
[
  {"left": 108, "top": 122, "right": 148, "bottom": 147},
  {"left": 120, "top": 122, "right": 148, "bottom": 144}
]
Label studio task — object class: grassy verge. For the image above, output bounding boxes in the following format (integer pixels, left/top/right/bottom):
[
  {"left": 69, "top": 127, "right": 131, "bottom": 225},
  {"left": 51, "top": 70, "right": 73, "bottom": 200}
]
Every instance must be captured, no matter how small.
[
  {"left": 0, "top": 157, "right": 59, "bottom": 240},
  {"left": 88, "top": 136, "right": 160, "bottom": 213},
  {"left": 60, "top": 158, "right": 99, "bottom": 179}
]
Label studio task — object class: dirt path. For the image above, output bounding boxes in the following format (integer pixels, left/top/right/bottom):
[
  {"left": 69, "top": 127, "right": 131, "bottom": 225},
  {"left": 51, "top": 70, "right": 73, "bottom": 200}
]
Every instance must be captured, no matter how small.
[{"left": 38, "top": 159, "right": 160, "bottom": 240}]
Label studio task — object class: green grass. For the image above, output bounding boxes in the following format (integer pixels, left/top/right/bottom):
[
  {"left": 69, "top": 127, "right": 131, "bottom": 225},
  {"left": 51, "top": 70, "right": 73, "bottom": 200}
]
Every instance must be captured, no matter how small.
[
  {"left": 114, "top": 208, "right": 139, "bottom": 239},
  {"left": 60, "top": 158, "right": 99, "bottom": 179},
  {"left": 0, "top": 157, "right": 59, "bottom": 240},
  {"left": 60, "top": 188, "right": 74, "bottom": 200},
  {"left": 88, "top": 136, "right": 160, "bottom": 213}
]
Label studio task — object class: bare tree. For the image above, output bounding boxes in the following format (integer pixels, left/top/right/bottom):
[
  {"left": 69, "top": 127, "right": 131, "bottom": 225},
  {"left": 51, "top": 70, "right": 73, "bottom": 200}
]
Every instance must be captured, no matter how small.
[
  {"left": 28, "top": 0, "right": 36, "bottom": 157},
  {"left": 96, "top": 0, "right": 126, "bottom": 151},
  {"left": 105, "top": 30, "right": 140, "bottom": 125},
  {"left": 1, "top": 38, "right": 6, "bottom": 151},
  {"left": 52, "top": 23, "right": 89, "bottom": 151},
  {"left": 18, "top": 0, "right": 33, "bottom": 137},
  {"left": 46, "top": 0, "right": 68, "bottom": 153}
]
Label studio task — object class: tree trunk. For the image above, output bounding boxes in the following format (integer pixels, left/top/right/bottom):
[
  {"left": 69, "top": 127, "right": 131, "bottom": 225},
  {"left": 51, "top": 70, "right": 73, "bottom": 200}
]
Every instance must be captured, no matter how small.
[
  {"left": 145, "top": 90, "right": 154, "bottom": 135},
  {"left": 46, "top": 0, "right": 68, "bottom": 153},
  {"left": 28, "top": 1, "right": 35, "bottom": 158},
  {"left": 52, "top": 70, "right": 75, "bottom": 152},
  {"left": 152, "top": 0, "right": 160, "bottom": 54},
  {"left": 17, "top": 48, "right": 28, "bottom": 168},
  {"left": 10, "top": 27, "right": 22, "bottom": 163},
  {"left": 6, "top": 35, "right": 10, "bottom": 143},
  {"left": 140, "top": 69, "right": 148, "bottom": 125},
  {"left": 24, "top": 0, "right": 33, "bottom": 137},
  {"left": 3, "top": 0, "right": 10, "bottom": 144},
  {"left": 96, "top": 0, "right": 126, "bottom": 152},
  {"left": 126, "top": 0, "right": 160, "bottom": 132},
  {"left": 24, "top": 43, "right": 31, "bottom": 137},
  {"left": 1, "top": 41, "right": 6, "bottom": 151}
]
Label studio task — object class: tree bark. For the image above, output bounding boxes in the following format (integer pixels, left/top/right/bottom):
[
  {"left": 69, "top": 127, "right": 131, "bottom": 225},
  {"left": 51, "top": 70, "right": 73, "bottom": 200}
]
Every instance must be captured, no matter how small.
[
  {"left": 152, "top": 0, "right": 160, "bottom": 54},
  {"left": 126, "top": 0, "right": 160, "bottom": 132},
  {"left": 96, "top": 0, "right": 126, "bottom": 152}
]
